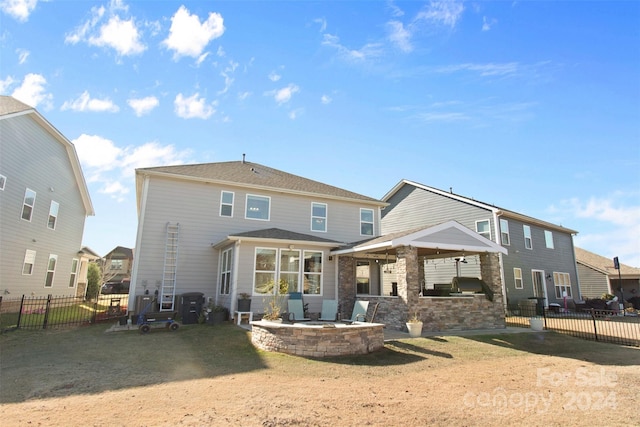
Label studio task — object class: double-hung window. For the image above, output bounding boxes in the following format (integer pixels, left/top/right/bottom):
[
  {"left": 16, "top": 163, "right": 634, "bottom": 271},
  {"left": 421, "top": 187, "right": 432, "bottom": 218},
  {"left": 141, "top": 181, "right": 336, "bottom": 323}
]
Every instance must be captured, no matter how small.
[
  {"left": 0, "top": 174, "right": 6, "bottom": 190},
  {"left": 514, "top": 268, "right": 523, "bottom": 289},
  {"left": 303, "top": 251, "right": 322, "bottom": 295},
  {"left": 311, "top": 202, "right": 327, "bottom": 232},
  {"left": 220, "top": 248, "right": 232, "bottom": 295},
  {"left": 23, "top": 250, "right": 36, "bottom": 275},
  {"left": 69, "top": 258, "right": 79, "bottom": 288},
  {"left": 523, "top": 225, "right": 532, "bottom": 250},
  {"left": 246, "top": 194, "right": 270, "bottom": 220},
  {"left": 21, "top": 188, "right": 36, "bottom": 221},
  {"left": 44, "top": 254, "right": 58, "bottom": 287},
  {"left": 545, "top": 230, "right": 554, "bottom": 249},
  {"left": 48, "top": 201, "right": 59, "bottom": 230},
  {"left": 220, "top": 191, "right": 234, "bottom": 217},
  {"left": 476, "top": 220, "right": 491, "bottom": 240},
  {"left": 280, "top": 249, "right": 300, "bottom": 293},
  {"left": 360, "top": 208, "right": 374, "bottom": 236},
  {"left": 500, "top": 218, "right": 510, "bottom": 245},
  {"left": 553, "top": 272, "right": 572, "bottom": 299}
]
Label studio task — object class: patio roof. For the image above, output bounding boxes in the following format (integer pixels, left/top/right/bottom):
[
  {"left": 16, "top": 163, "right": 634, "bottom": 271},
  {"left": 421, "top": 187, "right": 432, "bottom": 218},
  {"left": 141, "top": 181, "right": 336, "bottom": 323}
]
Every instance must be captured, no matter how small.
[
  {"left": 212, "top": 228, "right": 343, "bottom": 249},
  {"left": 331, "top": 220, "right": 508, "bottom": 259}
]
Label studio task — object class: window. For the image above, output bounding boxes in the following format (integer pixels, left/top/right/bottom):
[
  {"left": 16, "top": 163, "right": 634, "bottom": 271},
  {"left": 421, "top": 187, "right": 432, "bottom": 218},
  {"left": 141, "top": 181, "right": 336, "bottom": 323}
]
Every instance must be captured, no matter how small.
[
  {"left": 278, "top": 249, "right": 300, "bottom": 293},
  {"left": 246, "top": 194, "right": 270, "bottom": 220},
  {"left": 523, "top": 225, "right": 532, "bottom": 250},
  {"left": 220, "top": 191, "right": 234, "bottom": 217},
  {"left": 254, "top": 248, "right": 277, "bottom": 294},
  {"left": 48, "top": 201, "right": 59, "bottom": 230},
  {"left": 500, "top": 218, "right": 510, "bottom": 245},
  {"left": 360, "top": 208, "right": 374, "bottom": 236},
  {"left": 514, "top": 268, "right": 523, "bottom": 289},
  {"left": 476, "top": 220, "right": 491, "bottom": 240},
  {"left": 0, "top": 174, "right": 5, "bottom": 190},
  {"left": 44, "top": 254, "right": 58, "bottom": 287},
  {"left": 545, "top": 230, "right": 554, "bottom": 249},
  {"left": 110, "top": 259, "right": 123, "bottom": 270},
  {"left": 220, "top": 248, "right": 232, "bottom": 295},
  {"left": 311, "top": 202, "right": 327, "bottom": 232},
  {"left": 356, "top": 260, "right": 370, "bottom": 294},
  {"left": 22, "top": 250, "right": 36, "bottom": 275},
  {"left": 303, "top": 251, "right": 322, "bottom": 295},
  {"left": 553, "top": 272, "right": 572, "bottom": 299},
  {"left": 69, "top": 258, "right": 79, "bottom": 288},
  {"left": 21, "top": 188, "right": 36, "bottom": 221}
]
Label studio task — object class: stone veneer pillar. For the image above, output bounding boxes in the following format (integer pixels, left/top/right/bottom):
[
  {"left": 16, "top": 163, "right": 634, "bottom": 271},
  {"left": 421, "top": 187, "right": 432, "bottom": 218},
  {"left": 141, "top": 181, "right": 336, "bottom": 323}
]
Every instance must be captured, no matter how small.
[
  {"left": 338, "top": 256, "right": 356, "bottom": 318},
  {"left": 396, "top": 246, "right": 419, "bottom": 318}
]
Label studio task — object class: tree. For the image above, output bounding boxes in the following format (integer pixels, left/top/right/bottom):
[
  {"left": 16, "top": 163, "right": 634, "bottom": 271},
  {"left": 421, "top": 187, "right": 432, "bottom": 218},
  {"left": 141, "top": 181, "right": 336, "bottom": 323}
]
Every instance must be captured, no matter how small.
[{"left": 86, "top": 262, "right": 101, "bottom": 300}]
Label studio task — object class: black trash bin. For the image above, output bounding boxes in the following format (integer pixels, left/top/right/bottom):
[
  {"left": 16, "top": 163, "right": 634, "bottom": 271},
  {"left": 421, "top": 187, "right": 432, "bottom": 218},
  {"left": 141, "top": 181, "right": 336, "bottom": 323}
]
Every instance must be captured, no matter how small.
[
  {"left": 180, "top": 292, "right": 204, "bottom": 324},
  {"left": 528, "top": 297, "right": 546, "bottom": 316}
]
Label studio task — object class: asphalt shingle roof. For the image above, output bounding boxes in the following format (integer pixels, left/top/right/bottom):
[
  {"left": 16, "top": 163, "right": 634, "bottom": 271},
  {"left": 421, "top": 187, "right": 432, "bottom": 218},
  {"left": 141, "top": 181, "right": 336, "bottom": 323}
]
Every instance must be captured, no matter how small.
[{"left": 575, "top": 247, "right": 640, "bottom": 276}]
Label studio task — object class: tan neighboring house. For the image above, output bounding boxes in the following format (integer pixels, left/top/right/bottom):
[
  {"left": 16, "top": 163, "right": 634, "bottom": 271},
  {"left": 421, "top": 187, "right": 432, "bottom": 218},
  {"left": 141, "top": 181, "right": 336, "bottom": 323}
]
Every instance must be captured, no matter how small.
[
  {"left": 76, "top": 246, "right": 101, "bottom": 297},
  {"left": 575, "top": 247, "right": 640, "bottom": 303},
  {"left": 103, "top": 246, "right": 134, "bottom": 284},
  {"left": 0, "top": 96, "right": 94, "bottom": 297}
]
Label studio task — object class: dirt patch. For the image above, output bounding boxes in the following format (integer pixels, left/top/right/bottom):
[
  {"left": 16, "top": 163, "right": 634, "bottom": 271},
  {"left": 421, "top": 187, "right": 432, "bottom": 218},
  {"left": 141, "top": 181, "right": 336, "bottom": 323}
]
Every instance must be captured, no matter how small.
[{"left": 1, "top": 324, "right": 638, "bottom": 426}]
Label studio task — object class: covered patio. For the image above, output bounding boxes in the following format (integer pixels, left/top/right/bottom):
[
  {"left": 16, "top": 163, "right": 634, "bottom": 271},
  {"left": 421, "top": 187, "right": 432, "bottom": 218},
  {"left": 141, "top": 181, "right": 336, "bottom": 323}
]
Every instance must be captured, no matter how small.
[{"left": 332, "top": 221, "right": 509, "bottom": 332}]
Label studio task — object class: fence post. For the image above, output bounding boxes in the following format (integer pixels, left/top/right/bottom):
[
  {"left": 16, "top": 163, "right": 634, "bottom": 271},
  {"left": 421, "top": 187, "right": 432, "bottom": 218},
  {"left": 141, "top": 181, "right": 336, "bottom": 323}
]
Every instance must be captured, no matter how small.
[
  {"left": 92, "top": 300, "right": 98, "bottom": 324},
  {"left": 16, "top": 295, "right": 26, "bottom": 329},
  {"left": 590, "top": 308, "right": 599, "bottom": 341},
  {"left": 43, "top": 294, "right": 53, "bottom": 330}
]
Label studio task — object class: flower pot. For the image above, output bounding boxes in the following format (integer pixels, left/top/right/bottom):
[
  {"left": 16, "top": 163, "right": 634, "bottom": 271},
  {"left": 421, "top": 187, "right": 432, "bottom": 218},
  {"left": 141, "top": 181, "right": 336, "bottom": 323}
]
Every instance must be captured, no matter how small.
[
  {"left": 530, "top": 317, "right": 544, "bottom": 331},
  {"left": 237, "top": 298, "right": 251, "bottom": 312},
  {"left": 406, "top": 321, "right": 423, "bottom": 338}
]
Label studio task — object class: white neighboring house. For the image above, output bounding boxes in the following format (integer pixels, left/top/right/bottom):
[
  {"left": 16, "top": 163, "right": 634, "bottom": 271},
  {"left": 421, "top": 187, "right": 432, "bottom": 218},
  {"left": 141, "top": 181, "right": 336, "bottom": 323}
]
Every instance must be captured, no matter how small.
[{"left": 0, "top": 96, "right": 94, "bottom": 297}]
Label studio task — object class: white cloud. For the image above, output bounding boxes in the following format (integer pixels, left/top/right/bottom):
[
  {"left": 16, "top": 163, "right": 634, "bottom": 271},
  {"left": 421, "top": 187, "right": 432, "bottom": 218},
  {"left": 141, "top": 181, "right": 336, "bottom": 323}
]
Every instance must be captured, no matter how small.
[
  {"left": 482, "top": 16, "right": 497, "bottom": 31},
  {"left": 127, "top": 96, "right": 159, "bottom": 116},
  {"left": 10, "top": 73, "right": 52, "bottom": 109},
  {"left": 313, "top": 17, "right": 327, "bottom": 32},
  {"left": 0, "top": 76, "right": 15, "bottom": 93},
  {"left": 268, "top": 71, "right": 281, "bottom": 82},
  {"left": 321, "top": 94, "right": 332, "bottom": 105},
  {"left": 237, "top": 91, "right": 251, "bottom": 101},
  {"left": 61, "top": 91, "right": 119, "bottom": 113},
  {"left": 16, "top": 48, "right": 29, "bottom": 64},
  {"left": 321, "top": 33, "right": 383, "bottom": 62},
  {"left": 0, "top": 0, "right": 38, "bottom": 22},
  {"left": 265, "top": 84, "right": 300, "bottom": 105},
  {"left": 218, "top": 60, "right": 238, "bottom": 95},
  {"left": 387, "top": 20, "right": 412, "bottom": 53},
  {"left": 387, "top": 0, "right": 404, "bottom": 18},
  {"left": 415, "top": 0, "right": 465, "bottom": 28},
  {"left": 435, "top": 62, "right": 520, "bottom": 77},
  {"left": 162, "top": 5, "right": 225, "bottom": 60},
  {"left": 119, "top": 141, "right": 189, "bottom": 176},
  {"left": 174, "top": 92, "right": 215, "bottom": 119},
  {"left": 65, "top": 1, "right": 145, "bottom": 57},
  {"left": 73, "top": 133, "right": 122, "bottom": 173},
  {"left": 288, "top": 108, "right": 304, "bottom": 120}
]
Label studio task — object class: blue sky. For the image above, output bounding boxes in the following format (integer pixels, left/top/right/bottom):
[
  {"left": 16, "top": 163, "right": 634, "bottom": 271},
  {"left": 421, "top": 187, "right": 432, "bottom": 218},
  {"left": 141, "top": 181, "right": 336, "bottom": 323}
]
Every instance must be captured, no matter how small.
[{"left": 2, "top": 0, "right": 639, "bottom": 267}]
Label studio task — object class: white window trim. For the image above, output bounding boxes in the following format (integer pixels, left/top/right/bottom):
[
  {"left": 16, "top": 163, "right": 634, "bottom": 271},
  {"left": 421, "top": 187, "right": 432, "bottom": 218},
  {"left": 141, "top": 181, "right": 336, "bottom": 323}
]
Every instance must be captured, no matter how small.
[
  {"left": 22, "top": 249, "right": 36, "bottom": 275},
  {"left": 245, "top": 194, "right": 271, "bottom": 221},
  {"left": 44, "top": 254, "right": 58, "bottom": 288},
  {"left": 545, "top": 230, "right": 554, "bottom": 249},
  {"left": 310, "top": 202, "right": 327, "bottom": 233},
  {"left": 69, "top": 258, "right": 79, "bottom": 288},
  {"left": 302, "top": 250, "right": 323, "bottom": 296},
  {"left": 252, "top": 247, "right": 324, "bottom": 296},
  {"left": 253, "top": 247, "right": 277, "bottom": 295},
  {"left": 48, "top": 200, "right": 59, "bottom": 230},
  {"left": 523, "top": 225, "right": 533, "bottom": 250},
  {"left": 21, "top": 188, "right": 36, "bottom": 222},
  {"left": 514, "top": 267, "right": 523, "bottom": 289},
  {"left": 360, "top": 208, "right": 374, "bottom": 236},
  {"left": 220, "top": 191, "right": 234, "bottom": 217},
  {"left": 0, "top": 174, "right": 6, "bottom": 190},
  {"left": 553, "top": 272, "right": 571, "bottom": 299},
  {"left": 500, "top": 218, "right": 510, "bottom": 246},
  {"left": 475, "top": 219, "right": 492, "bottom": 240},
  {"left": 219, "top": 247, "right": 233, "bottom": 295}
]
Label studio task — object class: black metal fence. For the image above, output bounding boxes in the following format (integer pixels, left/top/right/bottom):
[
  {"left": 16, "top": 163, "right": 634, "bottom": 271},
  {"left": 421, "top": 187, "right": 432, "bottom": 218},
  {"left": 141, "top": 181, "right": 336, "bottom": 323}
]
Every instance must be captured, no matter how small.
[
  {"left": 506, "top": 304, "right": 640, "bottom": 347},
  {"left": 0, "top": 294, "right": 129, "bottom": 332}
]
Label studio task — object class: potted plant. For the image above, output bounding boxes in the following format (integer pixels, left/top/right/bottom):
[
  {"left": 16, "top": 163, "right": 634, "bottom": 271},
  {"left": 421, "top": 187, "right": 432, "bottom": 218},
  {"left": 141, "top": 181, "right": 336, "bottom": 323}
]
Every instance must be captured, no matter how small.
[
  {"left": 261, "top": 294, "right": 284, "bottom": 323},
  {"left": 237, "top": 292, "right": 252, "bottom": 312},
  {"left": 406, "top": 312, "right": 423, "bottom": 338},
  {"left": 208, "top": 304, "right": 228, "bottom": 325}
]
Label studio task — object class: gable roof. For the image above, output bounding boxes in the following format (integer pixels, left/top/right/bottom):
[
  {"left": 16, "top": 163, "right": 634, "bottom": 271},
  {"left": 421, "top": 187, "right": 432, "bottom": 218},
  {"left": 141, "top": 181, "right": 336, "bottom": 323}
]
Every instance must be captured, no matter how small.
[
  {"left": 136, "top": 161, "right": 386, "bottom": 207},
  {"left": 332, "top": 220, "right": 508, "bottom": 257},
  {"left": 213, "top": 228, "right": 343, "bottom": 248},
  {"left": 383, "top": 179, "right": 577, "bottom": 235},
  {"left": 575, "top": 247, "right": 640, "bottom": 278},
  {"left": 0, "top": 96, "right": 95, "bottom": 216},
  {"left": 104, "top": 246, "right": 134, "bottom": 259}
]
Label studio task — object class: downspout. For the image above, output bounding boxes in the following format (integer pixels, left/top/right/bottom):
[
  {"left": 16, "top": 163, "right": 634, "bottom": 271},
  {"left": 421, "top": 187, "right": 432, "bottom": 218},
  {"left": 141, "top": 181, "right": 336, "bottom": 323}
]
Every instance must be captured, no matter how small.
[
  {"left": 493, "top": 210, "right": 508, "bottom": 310},
  {"left": 128, "top": 174, "right": 150, "bottom": 312},
  {"left": 570, "top": 234, "right": 583, "bottom": 300},
  {"left": 230, "top": 240, "right": 241, "bottom": 313}
]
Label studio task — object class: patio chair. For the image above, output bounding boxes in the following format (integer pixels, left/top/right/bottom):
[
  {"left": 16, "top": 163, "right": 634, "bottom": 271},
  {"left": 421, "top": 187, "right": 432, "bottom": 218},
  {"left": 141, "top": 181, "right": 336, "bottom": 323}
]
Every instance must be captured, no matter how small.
[
  {"left": 287, "top": 299, "right": 311, "bottom": 322},
  {"left": 344, "top": 300, "right": 369, "bottom": 322},
  {"left": 318, "top": 300, "right": 338, "bottom": 321},
  {"left": 288, "top": 292, "right": 308, "bottom": 313}
]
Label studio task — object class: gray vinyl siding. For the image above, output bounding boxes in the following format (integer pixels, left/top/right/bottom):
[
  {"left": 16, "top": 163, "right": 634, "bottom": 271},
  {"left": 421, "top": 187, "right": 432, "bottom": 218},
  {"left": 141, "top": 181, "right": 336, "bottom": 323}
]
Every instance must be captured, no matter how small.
[
  {"left": 577, "top": 264, "right": 609, "bottom": 298},
  {"left": 133, "top": 175, "right": 366, "bottom": 306},
  {"left": 0, "top": 114, "right": 87, "bottom": 296}
]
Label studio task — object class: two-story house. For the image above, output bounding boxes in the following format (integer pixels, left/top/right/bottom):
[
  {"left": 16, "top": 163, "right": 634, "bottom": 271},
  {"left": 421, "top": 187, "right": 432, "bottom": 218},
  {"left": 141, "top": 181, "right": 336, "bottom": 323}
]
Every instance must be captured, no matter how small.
[
  {"left": 575, "top": 247, "right": 639, "bottom": 302},
  {"left": 0, "top": 96, "right": 94, "bottom": 297},
  {"left": 381, "top": 180, "right": 580, "bottom": 310}
]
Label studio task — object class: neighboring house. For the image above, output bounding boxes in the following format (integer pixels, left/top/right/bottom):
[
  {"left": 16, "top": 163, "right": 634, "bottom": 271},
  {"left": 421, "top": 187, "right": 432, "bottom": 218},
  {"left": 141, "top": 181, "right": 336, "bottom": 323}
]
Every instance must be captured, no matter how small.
[
  {"left": 575, "top": 247, "right": 640, "bottom": 301},
  {"left": 103, "top": 246, "right": 134, "bottom": 284},
  {"left": 129, "top": 160, "right": 508, "bottom": 331},
  {"left": 76, "top": 246, "right": 101, "bottom": 298},
  {"left": 381, "top": 180, "right": 580, "bottom": 310},
  {"left": 0, "top": 96, "right": 94, "bottom": 297}
]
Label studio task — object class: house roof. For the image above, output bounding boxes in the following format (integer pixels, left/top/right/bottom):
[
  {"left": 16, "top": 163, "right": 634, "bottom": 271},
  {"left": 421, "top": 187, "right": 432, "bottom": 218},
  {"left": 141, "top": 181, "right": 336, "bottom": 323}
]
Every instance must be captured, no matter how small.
[
  {"left": 136, "top": 161, "right": 386, "bottom": 209},
  {"left": 332, "top": 220, "right": 508, "bottom": 258},
  {"left": 0, "top": 96, "right": 95, "bottom": 216},
  {"left": 213, "top": 228, "right": 343, "bottom": 248},
  {"left": 575, "top": 247, "right": 640, "bottom": 278},
  {"left": 382, "top": 179, "right": 577, "bottom": 235},
  {"left": 104, "top": 246, "right": 134, "bottom": 259}
]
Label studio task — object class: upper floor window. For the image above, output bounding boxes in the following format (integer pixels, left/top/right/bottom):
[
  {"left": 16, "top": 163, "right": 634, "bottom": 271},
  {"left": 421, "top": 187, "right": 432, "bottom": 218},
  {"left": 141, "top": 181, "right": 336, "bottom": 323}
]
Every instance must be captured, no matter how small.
[
  {"left": 110, "top": 259, "right": 123, "bottom": 270},
  {"left": 48, "top": 201, "right": 59, "bottom": 230},
  {"left": 360, "top": 208, "right": 374, "bottom": 236},
  {"left": 220, "top": 191, "right": 234, "bottom": 217},
  {"left": 0, "top": 174, "right": 6, "bottom": 190},
  {"left": 553, "top": 272, "right": 572, "bottom": 299},
  {"left": 523, "top": 225, "right": 532, "bottom": 250},
  {"left": 545, "top": 230, "right": 554, "bottom": 249},
  {"left": 44, "top": 254, "right": 58, "bottom": 287},
  {"left": 476, "top": 220, "right": 491, "bottom": 240},
  {"left": 69, "top": 258, "right": 79, "bottom": 288},
  {"left": 21, "top": 188, "right": 36, "bottom": 221},
  {"left": 220, "top": 247, "right": 233, "bottom": 295},
  {"left": 246, "top": 194, "right": 270, "bottom": 220},
  {"left": 514, "top": 267, "right": 523, "bottom": 289},
  {"left": 500, "top": 218, "right": 510, "bottom": 246},
  {"left": 311, "top": 202, "right": 327, "bottom": 232},
  {"left": 22, "top": 250, "right": 36, "bottom": 275}
]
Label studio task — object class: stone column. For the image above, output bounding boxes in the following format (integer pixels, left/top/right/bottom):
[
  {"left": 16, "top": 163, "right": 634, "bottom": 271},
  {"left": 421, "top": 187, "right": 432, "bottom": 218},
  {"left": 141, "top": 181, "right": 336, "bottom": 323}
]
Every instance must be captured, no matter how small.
[
  {"left": 396, "top": 246, "right": 419, "bottom": 312},
  {"left": 338, "top": 256, "right": 356, "bottom": 318}
]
